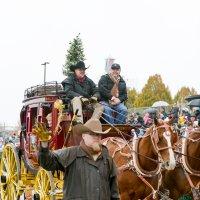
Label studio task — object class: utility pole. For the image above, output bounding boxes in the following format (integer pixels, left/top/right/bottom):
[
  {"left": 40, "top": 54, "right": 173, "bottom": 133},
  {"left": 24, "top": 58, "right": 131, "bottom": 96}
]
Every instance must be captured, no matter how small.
[
  {"left": 41, "top": 62, "right": 49, "bottom": 94},
  {"left": 41, "top": 62, "right": 50, "bottom": 86}
]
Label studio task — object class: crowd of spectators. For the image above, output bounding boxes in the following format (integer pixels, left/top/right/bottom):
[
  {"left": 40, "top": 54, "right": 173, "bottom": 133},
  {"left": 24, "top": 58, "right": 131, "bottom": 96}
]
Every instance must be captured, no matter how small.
[{"left": 127, "top": 106, "right": 200, "bottom": 133}]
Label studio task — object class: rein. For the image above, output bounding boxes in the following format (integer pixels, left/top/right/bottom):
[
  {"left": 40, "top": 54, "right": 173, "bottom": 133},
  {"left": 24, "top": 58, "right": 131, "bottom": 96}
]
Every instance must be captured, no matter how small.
[
  {"left": 181, "top": 135, "right": 200, "bottom": 143},
  {"left": 178, "top": 134, "right": 200, "bottom": 196},
  {"left": 175, "top": 133, "right": 200, "bottom": 167},
  {"left": 174, "top": 150, "right": 200, "bottom": 162},
  {"left": 100, "top": 102, "right": 127, "bottom": 119},
  {"left": 151, "top": 124, "right": 174, "bottom": 154},
  {"left": 101, "top": 116, "right": 162, "bottom": 164}
]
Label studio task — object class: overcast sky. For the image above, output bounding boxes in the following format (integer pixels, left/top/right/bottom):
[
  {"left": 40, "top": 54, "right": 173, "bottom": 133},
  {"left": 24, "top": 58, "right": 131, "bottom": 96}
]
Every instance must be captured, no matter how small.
[{"left": 0, "top": 0, "right": 200, "bottom": 126}]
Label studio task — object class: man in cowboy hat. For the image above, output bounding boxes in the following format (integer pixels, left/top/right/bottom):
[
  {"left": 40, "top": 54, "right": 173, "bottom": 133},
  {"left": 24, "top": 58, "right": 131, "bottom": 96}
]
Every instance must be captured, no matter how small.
[
  {"left": 36, "top": 118, "right": 120, "bottom": 200},
  {"left": 62, "top": 61, "right": 103, "bottom": 123}
]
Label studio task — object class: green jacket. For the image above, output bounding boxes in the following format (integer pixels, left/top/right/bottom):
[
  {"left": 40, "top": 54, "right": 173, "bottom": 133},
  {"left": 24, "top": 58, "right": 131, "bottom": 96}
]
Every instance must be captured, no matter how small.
[
  {"left": 62, "top": 74, "right": 100, "bottom": 100},
  {"left": 98, "top": 74, "right": 127, "bottom": 103},
  {"left": 39, "top": 145, "right": 120, "bottom": 200}
]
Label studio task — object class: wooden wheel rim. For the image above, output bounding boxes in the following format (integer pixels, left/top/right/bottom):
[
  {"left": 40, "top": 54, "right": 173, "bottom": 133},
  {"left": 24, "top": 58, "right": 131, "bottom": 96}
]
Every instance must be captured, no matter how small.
[{"left": 0, "top": 143, "right": 20, "bottom": 200}]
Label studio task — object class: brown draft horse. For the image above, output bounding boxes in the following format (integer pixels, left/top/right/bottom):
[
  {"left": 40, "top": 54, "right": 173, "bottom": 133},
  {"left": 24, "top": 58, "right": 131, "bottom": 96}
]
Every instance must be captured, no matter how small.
[
  {"left": 162, "top": 129, "right": 200, "bottom": 200},
  {"left": 102, "top": 119, "right": 178, "bottom": 200}
]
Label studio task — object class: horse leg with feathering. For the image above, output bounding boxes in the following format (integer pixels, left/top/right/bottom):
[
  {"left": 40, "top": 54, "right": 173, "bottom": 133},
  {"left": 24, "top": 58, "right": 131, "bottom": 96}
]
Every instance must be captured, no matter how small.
[{"left": 102, "top": 118, "right": 178, "bottom": 200}]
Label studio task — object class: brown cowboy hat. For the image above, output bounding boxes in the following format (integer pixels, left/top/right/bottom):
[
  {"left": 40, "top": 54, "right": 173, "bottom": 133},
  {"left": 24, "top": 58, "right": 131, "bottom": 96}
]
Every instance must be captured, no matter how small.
[{"left": 73, "top": 118, "right": 111, "bottom": 135}]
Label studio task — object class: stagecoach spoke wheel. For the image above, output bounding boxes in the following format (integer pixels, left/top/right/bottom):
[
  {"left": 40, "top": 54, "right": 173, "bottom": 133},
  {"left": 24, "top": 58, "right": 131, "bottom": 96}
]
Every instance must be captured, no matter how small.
[
  {"left": 0, "top": 143, "right": 21, "bottom": 200},
  {"left": 34, "top": 168, "right": 55, "bottom": 200}
]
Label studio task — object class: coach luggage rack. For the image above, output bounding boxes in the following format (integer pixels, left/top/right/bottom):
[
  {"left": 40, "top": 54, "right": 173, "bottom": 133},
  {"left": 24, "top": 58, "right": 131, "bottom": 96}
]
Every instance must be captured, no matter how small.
[{"left": 24, "top": 81, "right": 63, "bottom": 100}]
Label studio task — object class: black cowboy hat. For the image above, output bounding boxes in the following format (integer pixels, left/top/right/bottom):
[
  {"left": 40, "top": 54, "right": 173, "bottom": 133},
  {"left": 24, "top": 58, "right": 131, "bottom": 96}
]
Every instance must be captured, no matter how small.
[{"left": 70, "top": 61, "right": 87, "bottom": 72}]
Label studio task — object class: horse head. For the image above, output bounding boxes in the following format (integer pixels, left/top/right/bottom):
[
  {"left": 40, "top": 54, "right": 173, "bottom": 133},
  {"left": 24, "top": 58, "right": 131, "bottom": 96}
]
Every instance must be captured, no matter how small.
[
  {"left": 182, "top": 129, "right": 200, "bottom": 173},
  {"left": 150, "top": 118, "right": 177, "bottom": 170}
]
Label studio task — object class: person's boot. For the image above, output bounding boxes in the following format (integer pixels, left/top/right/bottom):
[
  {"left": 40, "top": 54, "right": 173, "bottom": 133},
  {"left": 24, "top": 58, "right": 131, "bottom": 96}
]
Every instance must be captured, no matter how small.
[{"left": 91, "top": 103, "right": 104, "bottom": 119}]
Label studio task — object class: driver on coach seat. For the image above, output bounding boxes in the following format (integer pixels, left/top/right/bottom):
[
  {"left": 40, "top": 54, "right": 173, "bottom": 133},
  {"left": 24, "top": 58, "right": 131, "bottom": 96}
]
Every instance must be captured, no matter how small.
[{"left": 61, "top": 61, "right": 103, "bottom": 124}]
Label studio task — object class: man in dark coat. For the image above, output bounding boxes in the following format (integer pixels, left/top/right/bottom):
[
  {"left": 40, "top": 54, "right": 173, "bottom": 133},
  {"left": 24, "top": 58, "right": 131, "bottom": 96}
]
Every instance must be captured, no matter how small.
[
  {"left": 62, "top": 61, "right": 103, "bottom": 123},
  {"left": 35, "top": 118, "right": 120, "bottom": 200},
  {"left": 98, "top": 63, "right": 128, "bottom": 124}
]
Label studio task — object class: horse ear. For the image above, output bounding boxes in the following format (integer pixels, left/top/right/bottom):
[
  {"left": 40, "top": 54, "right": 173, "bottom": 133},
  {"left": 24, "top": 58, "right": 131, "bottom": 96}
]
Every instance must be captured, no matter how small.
[
  {"left": 172, "top": 130, "right": 178, "bottom": 144},
  {"left": 154, "top": 117, "right": 159, "bottom": 126},
  {"left": 167, "top": 117, "right": 174, "bottom": 125}
]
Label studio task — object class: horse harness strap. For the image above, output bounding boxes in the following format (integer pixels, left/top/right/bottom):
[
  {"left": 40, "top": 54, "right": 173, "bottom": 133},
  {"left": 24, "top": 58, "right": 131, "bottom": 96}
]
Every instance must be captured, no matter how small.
[
  {"left": 174, "top": 150, "right": 200, "bottom": 162},
  {"left": 181, "top": 163, "right": 198, "bottom": 189},
  {"left": 130, "top": 136, "right": 162, "bottom": 199},
  {"left": 137, "top": 175, "right": 157, "bottom": 200},
  {"left": 179, "top": 137, "right": 200, "bottom": 195},
  {"left": 117, "top": 156, "right": 162, "bottom": 200},
  {"left": 181, "top": 164, "right": 200, "bottom": 200},
  {"left": 137, "top": 172, "right": 162, "bottom": 200},
  {"left": 181, "top": 137, "right": 200, "bottom": 177},
  {"left": 152, "top": 124, "right": 173, "bottom": 156}
]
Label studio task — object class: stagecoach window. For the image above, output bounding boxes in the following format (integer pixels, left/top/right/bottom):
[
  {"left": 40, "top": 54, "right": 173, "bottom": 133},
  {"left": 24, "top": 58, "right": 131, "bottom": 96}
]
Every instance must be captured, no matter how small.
[
  {"left": 29, "top": 107, "right": 37, "bottom": 131},
  {"left": 41, "top": 103, "right": 51, "bottom": 108},
  {"left": 30, "top": 135, "right": 37, "bottom": 151},
  {"left": 43, "top": 105, "right": 52, "bottom": 117}
]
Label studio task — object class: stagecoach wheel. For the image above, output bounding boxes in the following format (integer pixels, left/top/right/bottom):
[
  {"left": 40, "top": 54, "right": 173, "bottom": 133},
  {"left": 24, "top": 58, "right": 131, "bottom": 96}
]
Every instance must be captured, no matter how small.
[
  {"left": 34, "top": 168, "right": 55, "bottom": 200},
  {"left": 0, "top": 143, "right": 21, "bottom": 200}
]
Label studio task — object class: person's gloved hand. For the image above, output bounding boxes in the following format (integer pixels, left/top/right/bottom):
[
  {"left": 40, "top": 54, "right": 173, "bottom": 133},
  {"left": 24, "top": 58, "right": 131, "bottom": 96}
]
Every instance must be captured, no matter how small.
[
  {"left": 81, "top": 97, "right": 89, "bottom": 105},
  {"left": 32, "top": 122, "right": 51, "bottom": 142},
  {"left": 90, "top": 96, "right": 98, "bottom": 103}
]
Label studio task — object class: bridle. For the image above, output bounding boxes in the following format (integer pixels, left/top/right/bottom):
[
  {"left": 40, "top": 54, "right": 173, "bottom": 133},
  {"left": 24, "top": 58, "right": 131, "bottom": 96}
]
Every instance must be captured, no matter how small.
[{"left": 150, "top": 124, "right": 174, "bottom": 158}]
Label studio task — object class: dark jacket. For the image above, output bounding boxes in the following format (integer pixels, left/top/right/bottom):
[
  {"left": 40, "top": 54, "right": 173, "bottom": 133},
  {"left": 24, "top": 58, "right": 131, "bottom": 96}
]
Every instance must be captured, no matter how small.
[
  {"left": 39, "top": 145, "right": 120, "bottom": 200},
  {"left": 61, "top": 74, "right": 100, "bottom": 100},
  {"left": 98, "top": 74, "right": 127, "bottom": 103}
]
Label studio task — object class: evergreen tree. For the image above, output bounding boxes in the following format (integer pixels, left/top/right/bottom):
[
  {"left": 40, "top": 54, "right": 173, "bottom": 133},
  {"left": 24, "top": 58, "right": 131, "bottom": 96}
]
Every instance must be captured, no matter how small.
[
  {"left": 134, "top": 74, "right": 172, "bottom": 107},
  {"left": 63, "top": 34, "right": 85, "bottom": 76}
]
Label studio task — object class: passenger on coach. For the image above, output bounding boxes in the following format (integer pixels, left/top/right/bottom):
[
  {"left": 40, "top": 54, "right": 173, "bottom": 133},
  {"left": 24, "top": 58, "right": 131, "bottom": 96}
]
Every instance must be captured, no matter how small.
[
  {"left": 61, "top": 61, "right": 103, "bottom": 124},
  {"left": 98, "top": 63, "right": 128, "bottom": 124},
  {"left": 46, "top": 113, "right": 52, "bottom": 128}
]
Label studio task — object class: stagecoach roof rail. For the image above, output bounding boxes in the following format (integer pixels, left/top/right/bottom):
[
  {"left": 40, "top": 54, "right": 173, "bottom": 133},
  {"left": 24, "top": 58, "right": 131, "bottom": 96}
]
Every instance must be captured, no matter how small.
[{"left": 24, "top": 81, "right": 63, "bottom": 100}]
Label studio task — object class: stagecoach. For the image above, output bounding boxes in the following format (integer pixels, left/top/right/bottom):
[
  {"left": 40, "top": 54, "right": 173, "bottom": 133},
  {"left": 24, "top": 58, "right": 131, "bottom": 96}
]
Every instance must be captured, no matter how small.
[{"left": 0, "top": 81, "right": 133, "bottom": 200}]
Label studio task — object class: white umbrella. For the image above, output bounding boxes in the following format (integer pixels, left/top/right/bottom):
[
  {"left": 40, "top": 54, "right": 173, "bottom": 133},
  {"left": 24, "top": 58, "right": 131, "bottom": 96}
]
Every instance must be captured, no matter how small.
[{"left": 152, "top": 101, "right": 169, "bottom": 107}]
